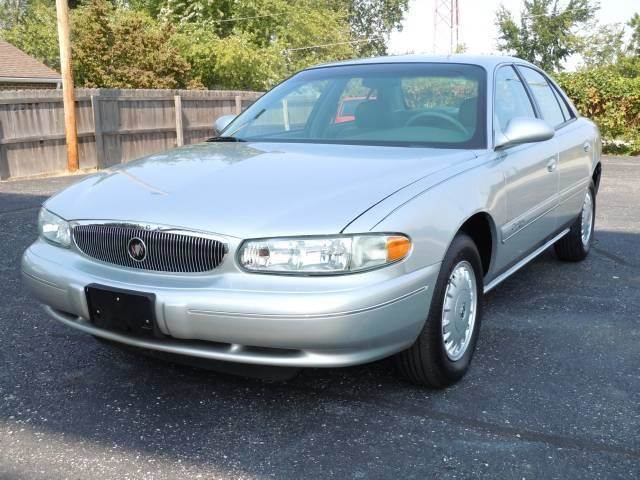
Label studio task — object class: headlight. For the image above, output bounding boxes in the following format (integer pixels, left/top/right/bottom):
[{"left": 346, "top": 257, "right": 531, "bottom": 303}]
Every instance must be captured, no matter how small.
[
  {"left": 38, "top": 208, "right": 71, "bottom": 247},
  {"left": 238, "top": 234, "right": 411, "bottom": 274}
]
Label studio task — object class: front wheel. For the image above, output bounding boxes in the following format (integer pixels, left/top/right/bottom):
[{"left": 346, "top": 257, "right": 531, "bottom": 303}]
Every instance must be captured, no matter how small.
[
  {"left": 554, "top": 182, "right": 595, "bottom": 262},
  {"left": 395, "top": 233, "right": 483, "bottom": 388}
]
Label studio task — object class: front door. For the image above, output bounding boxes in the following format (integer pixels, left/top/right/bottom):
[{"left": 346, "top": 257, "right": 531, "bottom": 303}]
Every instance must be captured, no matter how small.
[{"left": 492, "top": 65, "right": 559, "bottom": 272}]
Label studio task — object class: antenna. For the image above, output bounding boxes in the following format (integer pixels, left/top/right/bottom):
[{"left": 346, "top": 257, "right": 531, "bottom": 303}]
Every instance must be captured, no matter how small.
[{"left": 433, "top": 0, "right": 460, "bottom": 54}]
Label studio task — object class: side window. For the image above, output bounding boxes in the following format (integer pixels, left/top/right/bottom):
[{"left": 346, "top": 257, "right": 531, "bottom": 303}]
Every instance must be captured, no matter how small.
[
  {"left": 244, "top": 80, "right": 329, "bottom": 136},
  {"left": 552, "top": 85, "right": 573, "bottom": 122},
  {"left": 518, "top": 67, "right": 566, "bottom": 127},
  {"left": 494, "top": 65, "right": 536, "bottom": 133}
]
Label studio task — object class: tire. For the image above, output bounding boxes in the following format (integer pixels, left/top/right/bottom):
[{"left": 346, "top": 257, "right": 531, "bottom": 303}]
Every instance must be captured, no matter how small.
[
  {"left": 554, "top": 182, "right": 595, "bottom": 262},
  {"left": 395, "top": 233, "right": 483, "bottom": 388}
]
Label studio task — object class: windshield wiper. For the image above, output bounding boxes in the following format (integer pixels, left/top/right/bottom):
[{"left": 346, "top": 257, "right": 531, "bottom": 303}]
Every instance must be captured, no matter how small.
[{"left": 206, "top": 136, "right": 246, "bottom": 142}]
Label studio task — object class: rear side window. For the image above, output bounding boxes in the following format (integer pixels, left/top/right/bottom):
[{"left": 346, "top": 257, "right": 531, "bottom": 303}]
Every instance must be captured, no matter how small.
[
  {"left": 494, "top": 65, "right": 536, "bottom": 133},
  {"left": 552, "top": 86, "right": 573, "bottom": 121},
  {"left": 518, "top": 66, "right": 566, "bottom": 127}
]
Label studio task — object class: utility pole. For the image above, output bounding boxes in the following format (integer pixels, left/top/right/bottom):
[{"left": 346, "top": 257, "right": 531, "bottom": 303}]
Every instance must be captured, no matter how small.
[
  {"left": 55, "top": 0, "right": 79, "bottom": 172},
  {"left": 433, "top": 0, "right": 460, "bottom": 54}
]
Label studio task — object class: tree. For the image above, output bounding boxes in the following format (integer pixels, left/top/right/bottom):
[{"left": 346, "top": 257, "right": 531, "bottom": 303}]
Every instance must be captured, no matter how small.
[
  {"left": 164, "top": 0, "right": 357, "bottom": 87},
  {"left": 0, "top": 1, "right": 60, "bottom": 70},
  {"left": 1, "top": 0, "right": 191, "bottom": 88},
  {"left": 495, "top": 0, "right": 598, "bottom": 71},
  {"left": 150, "top": 0, "right": 408, "bottom": 57},
  {"left": 578, "top": 23, "right": 625, "bottom": 67},
  {"left": 628, "top": 13, "right": 640, "bottom": 56},
  {"left": 0, "top": 0, "right": 24, "bottom": 30},
  {"left": 0, "top": 0, "right": 411, "bottom": 90},
  {"left": 339, "top": 0, "right": 410, "bottom": 57},
  {"left": 72, "top": 0, "right": 191, "bottom": 88}
]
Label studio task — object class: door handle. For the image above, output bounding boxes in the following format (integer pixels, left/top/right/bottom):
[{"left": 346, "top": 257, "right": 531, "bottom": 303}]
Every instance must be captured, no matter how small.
[
  {"left": 583, "top": 142, "right": 591, "bottom": 153},
  {"left": 546, "top": 157, "right": 558, "bottom": 173}
]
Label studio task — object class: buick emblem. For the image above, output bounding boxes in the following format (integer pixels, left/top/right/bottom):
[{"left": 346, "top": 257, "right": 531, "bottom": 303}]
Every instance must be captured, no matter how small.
[{"left": 127, "top": 237, "right": 147, "bottom": 262}]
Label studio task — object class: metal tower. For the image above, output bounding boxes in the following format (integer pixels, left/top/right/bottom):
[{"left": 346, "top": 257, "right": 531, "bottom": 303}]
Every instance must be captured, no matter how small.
[{"left": 433, "top": 0, "right": 460, "bottom": 54}]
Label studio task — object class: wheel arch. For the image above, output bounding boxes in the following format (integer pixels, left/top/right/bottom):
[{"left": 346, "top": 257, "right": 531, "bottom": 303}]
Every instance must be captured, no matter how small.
[
  {"left": 455, "top": 212, "right": 497, "bottom": 277},
  {"left": 592, "top": 162, "right": 602, "bottom": 194}
]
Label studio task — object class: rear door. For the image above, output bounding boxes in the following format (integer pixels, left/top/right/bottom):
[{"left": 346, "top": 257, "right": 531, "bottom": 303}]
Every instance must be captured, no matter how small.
[
  {"left": 492, "top": 64, "right": 559, "bottom": 272},
  {"left": 523, "top": 69, "right": 594, "bottom": 229}
]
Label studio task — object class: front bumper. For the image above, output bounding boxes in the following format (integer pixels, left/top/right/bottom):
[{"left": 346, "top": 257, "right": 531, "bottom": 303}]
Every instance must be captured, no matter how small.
[{"left": 22, "top": 240, "right": 439, "bottom": 367}]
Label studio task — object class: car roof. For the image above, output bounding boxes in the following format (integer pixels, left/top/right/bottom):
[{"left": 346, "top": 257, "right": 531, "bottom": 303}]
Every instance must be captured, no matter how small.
[{"left": 306, "top": 54, "right": 538, "bottom": 72}]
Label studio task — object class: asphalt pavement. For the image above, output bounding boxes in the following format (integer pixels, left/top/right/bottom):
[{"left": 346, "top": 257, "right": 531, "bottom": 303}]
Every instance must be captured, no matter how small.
[{"left": 0, "top": 157, "right": 638, "bottom": 479}]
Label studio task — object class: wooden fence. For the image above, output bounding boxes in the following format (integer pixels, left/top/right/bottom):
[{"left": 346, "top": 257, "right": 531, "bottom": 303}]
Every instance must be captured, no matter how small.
[{"left": 0, "top": 88, "right": 262, "bottom": 180}]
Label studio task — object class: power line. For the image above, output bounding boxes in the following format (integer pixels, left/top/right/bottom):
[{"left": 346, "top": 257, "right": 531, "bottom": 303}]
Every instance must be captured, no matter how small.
[
  {"left": 209, "top": 12, "right": 289, "bottom": 23},
  {"left": 520, "top": 8, "right": 592, "bottom": 19},
  {"left": 206, "top": 6, "right": 349, "bottom": 25},
  {"left": 283, "top": 38, "right": 374, "bottom": 53}
]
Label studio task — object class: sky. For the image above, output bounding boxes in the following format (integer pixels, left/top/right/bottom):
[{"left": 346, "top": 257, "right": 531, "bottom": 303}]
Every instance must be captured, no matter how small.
[{"left": 388, "top": 0, "right": 639, "bottom": 68}]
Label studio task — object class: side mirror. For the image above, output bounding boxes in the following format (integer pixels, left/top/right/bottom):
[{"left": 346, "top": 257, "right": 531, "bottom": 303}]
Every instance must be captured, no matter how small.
[
  {"left": 213, "top": 114, "right": 236, "bottom": 136},
  {"left": 495, "top": 117, "right": 555, "bottom": 150}
]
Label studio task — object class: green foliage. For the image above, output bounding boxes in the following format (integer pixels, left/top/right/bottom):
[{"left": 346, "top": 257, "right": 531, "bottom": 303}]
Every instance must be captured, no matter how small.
[
  {"left": 167, "top": 0, "right": 357, "bottom": 89},
  {"left": 578, "top": 23, "right": 625, "bottom": 67},
  {"left": 206, "top": 32, "right": 286, "bottom": 90},
  {"left": 495, "top": 0, "right": 597, "bottom": 71},
  {"left": 159, "top": 0, "right": 408, "bottom": 57},
  {"left": 557, "top": 68, "right": 640, "bottom": 154},
  {"left": 338, "top": 0, "right": 410, "bottom": 57},
  {"left": 628, "top": 13, "right": 640, "bottom": 56},
  {"left": 0, "top": 0, "right": 408, "bottom": 90},
  {"left": 554, "top": 11, "right": 640, "bottom": 155},
  {"left": 1, "top": 0, "right": 191, "bottom": 88},
  {"left": 0, "top": 0, "right": 32, "bottom": 30},
  {"left": 71, "top": 0, "right": 190, "bottom": 88},
  {"left": 1, "top": 1, "right": 60, "bottom": 70}
]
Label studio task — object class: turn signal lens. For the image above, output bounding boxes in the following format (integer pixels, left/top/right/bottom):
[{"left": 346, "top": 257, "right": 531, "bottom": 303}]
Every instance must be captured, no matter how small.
[
  {"left": 238, "top": 234, "right": 411, "bottom": 275},
  {"left": 387, "top": 236, "right": 412, "bottom": 262}
]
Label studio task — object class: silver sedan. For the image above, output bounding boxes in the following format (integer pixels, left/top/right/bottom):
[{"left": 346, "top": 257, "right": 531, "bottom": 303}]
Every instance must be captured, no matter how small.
[{"left": 22, "top": 55, "right": 601, "bottom": 387}]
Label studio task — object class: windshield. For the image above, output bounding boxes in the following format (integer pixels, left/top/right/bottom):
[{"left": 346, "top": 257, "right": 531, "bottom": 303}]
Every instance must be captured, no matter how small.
[{"left": 222, "top": 63, "right": 487, "bottom": 149}]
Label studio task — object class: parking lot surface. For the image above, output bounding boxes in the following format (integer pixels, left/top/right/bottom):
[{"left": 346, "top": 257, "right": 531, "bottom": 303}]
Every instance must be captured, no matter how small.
[{"left": 0, "top": 156, "right": 638, "bottom": 479}]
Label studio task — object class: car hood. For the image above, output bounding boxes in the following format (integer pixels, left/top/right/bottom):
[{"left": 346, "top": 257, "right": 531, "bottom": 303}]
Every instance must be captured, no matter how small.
[{"left": 45, "top": 142, "right": 476, "bottom": 239}]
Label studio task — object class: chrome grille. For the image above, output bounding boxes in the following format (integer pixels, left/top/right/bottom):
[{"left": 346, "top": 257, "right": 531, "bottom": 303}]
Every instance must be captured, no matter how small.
[{"left": 72, "top": 224, "right": 226, "bottom": 273}]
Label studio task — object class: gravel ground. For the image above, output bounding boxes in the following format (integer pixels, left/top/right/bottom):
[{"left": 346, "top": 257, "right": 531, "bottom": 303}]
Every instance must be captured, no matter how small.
[{"left": 0, "top": 157, "right": 638, "bottom": 479}]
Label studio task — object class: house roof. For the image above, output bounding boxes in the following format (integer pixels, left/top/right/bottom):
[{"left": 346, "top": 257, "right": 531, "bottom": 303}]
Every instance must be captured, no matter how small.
[{"left": 0, "top": 40, "right": 61, "bottom": 82}]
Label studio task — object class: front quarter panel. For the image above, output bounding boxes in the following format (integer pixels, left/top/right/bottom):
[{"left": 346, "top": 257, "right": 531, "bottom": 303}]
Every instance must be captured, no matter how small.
[{"left": 347, "top": 152, "right": 505, "bottom": 277}]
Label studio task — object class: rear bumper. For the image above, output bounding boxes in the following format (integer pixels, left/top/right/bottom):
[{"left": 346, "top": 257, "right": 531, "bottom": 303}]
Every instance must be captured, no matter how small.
[{"left": 22, "top": 240, "right": 439, "bottom": 367}]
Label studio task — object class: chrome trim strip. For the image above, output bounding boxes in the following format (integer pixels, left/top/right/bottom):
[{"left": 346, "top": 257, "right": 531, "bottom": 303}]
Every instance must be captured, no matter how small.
[
  {"left": 501, "top": 196, "right": 558, "bottom": 242},
  {"left": 502, "top": 179, "right": 590, "bottom": 243},
  {"left": 187, "top": 285, "right": 428, "bottom": 319},
  {"left": 69, "top": 219, "right": 232, "bottom": 243},
  {"left": 22, "top": 271, "right": 66, "bottom": 292},
  {"left": 557, "top": 178, "right": 590, "bottom": 205},
  {"left": 484, "top": 228, "right": 570, "bottom": 294}
]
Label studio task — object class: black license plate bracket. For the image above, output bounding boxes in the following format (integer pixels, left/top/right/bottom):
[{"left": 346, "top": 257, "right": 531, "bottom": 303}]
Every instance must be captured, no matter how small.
[{"left": 85, "top": 284, "right": 158, "bottom": 338}]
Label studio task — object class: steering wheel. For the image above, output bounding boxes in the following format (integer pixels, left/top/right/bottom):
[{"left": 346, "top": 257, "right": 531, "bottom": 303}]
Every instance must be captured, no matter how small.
[{"left": 405, "top": 111, "right": 468, "bottom": 135}]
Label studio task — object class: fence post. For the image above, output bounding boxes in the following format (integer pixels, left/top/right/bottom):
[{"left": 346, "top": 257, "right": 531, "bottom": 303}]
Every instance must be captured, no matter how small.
[
  {"left": 174, "top": 94, "right": 184, "bottom": 147},
  {"left": 0, "top": 120, "right": 7, "bottom": 180},
  {"left": 234, "top": 94, "right": 242, "bottom": 115},
  {"left": 91, "top": 94, "right": 105, "bottom": 169}
]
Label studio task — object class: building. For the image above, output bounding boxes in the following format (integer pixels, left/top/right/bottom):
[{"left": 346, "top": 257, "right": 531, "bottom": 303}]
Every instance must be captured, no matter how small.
[{"left": 0, "top": 40, "right": 61, "bottom": 90}]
